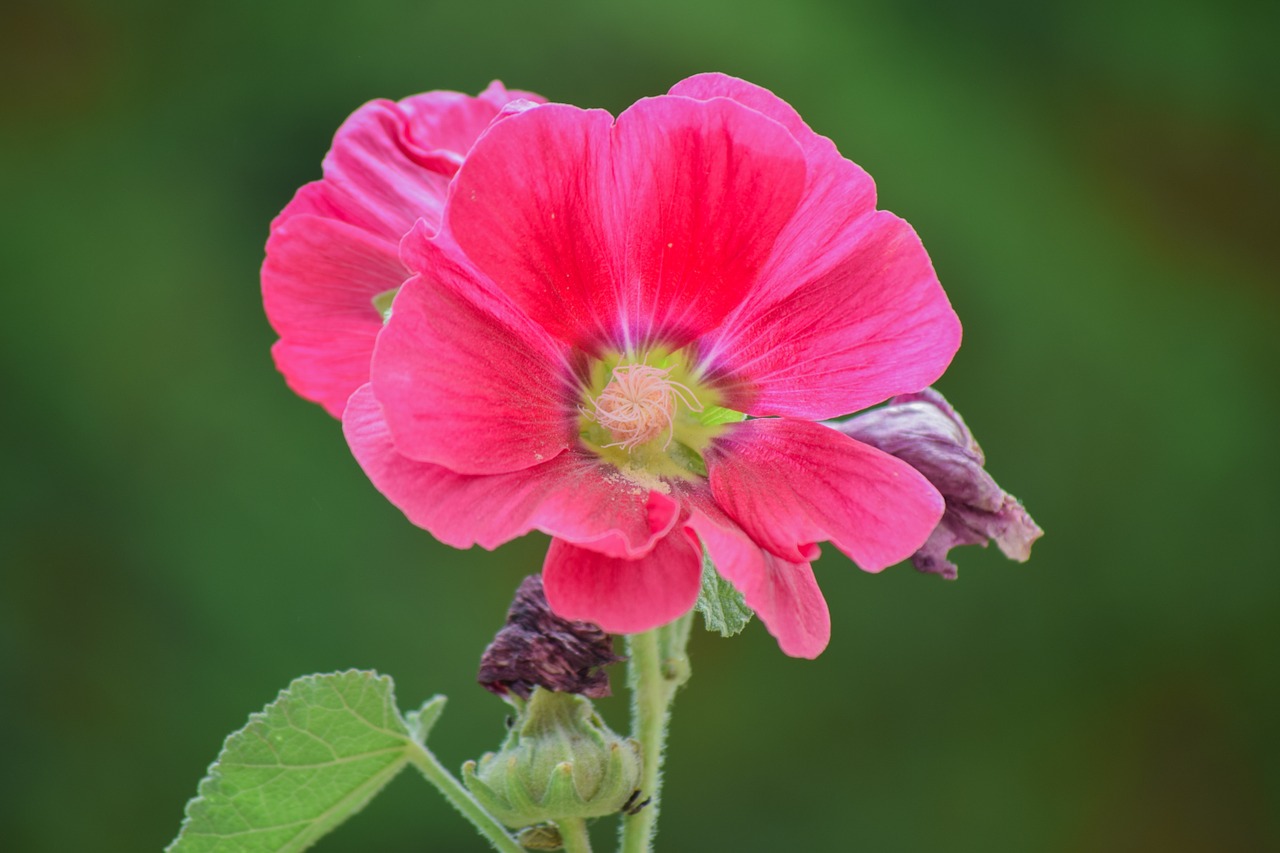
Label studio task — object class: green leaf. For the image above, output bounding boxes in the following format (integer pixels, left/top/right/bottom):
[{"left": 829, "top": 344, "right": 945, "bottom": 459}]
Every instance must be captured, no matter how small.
[
  {"left": 168, "top": 670, "right": 419, "bottom": 853},
  {"left": 405, "top": 694, "right": 447, "bottom": 746},
  {"left": 695, "top": 549, "right": 753, "bottom": 637},
  {"left": 697, "top": 405, "right": 749, "bottom": 427}
]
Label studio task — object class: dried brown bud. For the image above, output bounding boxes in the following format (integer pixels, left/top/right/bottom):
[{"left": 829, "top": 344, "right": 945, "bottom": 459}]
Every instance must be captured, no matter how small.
[{"left": 478, "top": 575, "right": 623, "bottom": 699}]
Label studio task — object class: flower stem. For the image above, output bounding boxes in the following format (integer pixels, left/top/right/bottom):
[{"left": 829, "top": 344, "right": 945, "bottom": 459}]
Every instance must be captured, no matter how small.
[
  {"left": 406, "top": 741, "right": 525, "bottom": 853},
  {"left": 557, "top": 817, "right": 594, "bottom": 853},
  {"left": 619, "top": 613, "right": 693, "bottom": 853}
]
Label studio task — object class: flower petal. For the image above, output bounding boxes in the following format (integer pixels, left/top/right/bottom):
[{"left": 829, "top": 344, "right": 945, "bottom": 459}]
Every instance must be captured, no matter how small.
[
  {"left": 698, "top": 212, "right": 961, "bottom": 419},
  {"left": 372, "top": 222, "right": 580, "bottom": 475},
  {"left": 343, "top": 384, "right": 677, "bottom": 557},
  {"left": 609, "top": 95, "right": 807, "bottom": 349},
  {"left": 263, "top": 215, "right": 407, "bottom": 416},
  {"left": 264, "top": 85, "right": 539, "bottom": 416},
  {"left": 440, "top": 103, "right": 618, "bottom": 351},
  {"left": 282, "top": 99, "right": 451, "bottom": 244},
  {"left": 396, "top": 83, "right": 546, "bottom": 177},
  {"left": 444, "top": 97, "right": 806, "bottom": 353},
  {"left": 669, "top": 75, "right": 961, "bottom": 417},
  {"left": 682, "top": 493, "right": 831, "bottom": 658},
  {"left": 705, "top": 418, "right": 944, "bottom": 571},
  {"left": 669, "top": 72, "right": 877, "bottom": 306},
  {"left": 542, "top": 530, "right": 702, "bottom": 634}
]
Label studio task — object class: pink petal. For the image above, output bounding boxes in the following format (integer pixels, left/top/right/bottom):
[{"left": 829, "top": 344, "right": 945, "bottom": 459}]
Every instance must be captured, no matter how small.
[
  {"left": 681, "top": 490, "right": 831, "bottom": 658},
  {"left": 443, "top": 97, "right": 806, "bottom": 353},
  {"left": 265, "top": 85, "right": 538, "bottom": 416},
  {"left": 475, "top": 80, "right": 546, "bottom": 110},
  {"left": 397, "top": 84, "right": 546, "bottom": 177},
  {"left": 284, "top": 86, "right": 540, "bottom": 240},
  {"left": 542, "top": 530, "right": 702, "bottom": 634},
  {"left": 263, "top": 215, "right": 408, "bottom": 416},
  {"left": 282, "top": 99, "right": 451, "bottom": 244},
  {"left": 438, "top": 103, "right": 617, "bottom": 352},
  {"left": 698, "top": 212, "right": 961, "bottom": 419},
  {"left": 705, "top": 418, "right": 945, "bottom": 572},
  {"left": 668, "top": 75, "right": 960, "bottom": 416},
  {"left": 669, "top": 73, "right": 877, "bottom": 312},
  {"left": 372, "top": 222, "right": 581, "bottom": 475},
  {"left": 609, "top": 95, "right": 807, "bottom": 348},
  {"left": 343, "top": 384, "right": 678, "bottom": 557},
  {"left": 670, "top": 73, "right": 819, "bottom": 151}
]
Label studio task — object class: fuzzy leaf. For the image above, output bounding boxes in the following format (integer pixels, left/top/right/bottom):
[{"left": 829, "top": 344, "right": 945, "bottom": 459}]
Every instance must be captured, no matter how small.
[
  {"left": 168, "top": 671, "right": 417, "bottom": 853},
  {"left": 405, "top": 694, "right": 447, "bottom": 745},
  {"left": 695, "top": 549, "right": 753, "bottom": 637}
]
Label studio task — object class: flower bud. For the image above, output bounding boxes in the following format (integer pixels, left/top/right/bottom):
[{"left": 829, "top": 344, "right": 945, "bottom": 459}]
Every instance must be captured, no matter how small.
[
  {"left": 463, "top": 688, "right": 642, "bottom": 828},
  {"left": 516, "top": 825, "right": 564, "bottom": 850},
  {"left": 834, "top": 387, "right": 1043, "bottom": 579}
]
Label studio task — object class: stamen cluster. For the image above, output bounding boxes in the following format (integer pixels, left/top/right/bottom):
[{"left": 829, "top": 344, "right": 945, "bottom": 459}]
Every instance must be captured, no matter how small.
[{"left": 586, "top": 363, "right": 702, "bottom": 451}]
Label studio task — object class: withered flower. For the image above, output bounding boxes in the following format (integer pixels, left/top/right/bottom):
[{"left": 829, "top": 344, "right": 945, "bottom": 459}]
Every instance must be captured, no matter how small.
[
  {"left": 834, "top": 388, "right": 1042, "bottom": 579},
  {"left": 478, "top": 575, "right": 623, "bottom": 698}
]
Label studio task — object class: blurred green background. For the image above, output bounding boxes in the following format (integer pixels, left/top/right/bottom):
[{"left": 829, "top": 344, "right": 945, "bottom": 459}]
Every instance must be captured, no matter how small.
[{"left": 2, "top": 0, "right": 1277, "bottom": 850}]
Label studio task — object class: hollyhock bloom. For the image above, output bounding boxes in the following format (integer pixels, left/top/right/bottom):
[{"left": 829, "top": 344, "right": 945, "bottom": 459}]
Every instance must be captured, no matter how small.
[
  {"left": 834, "top": 388, "right": 1043, "bottom": 579},
  {"left": 342, "top": 73, "right": 963, "bottom": 658},
  {"left": 478, "top": 574, "right": 623, "bottom": 700},
  {"left": 262, "top": 81, "right": 544, "bottom": 416}
]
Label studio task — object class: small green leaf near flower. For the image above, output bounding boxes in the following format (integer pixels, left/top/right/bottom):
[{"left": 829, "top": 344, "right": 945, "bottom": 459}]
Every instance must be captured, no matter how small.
[
  {"left": 405, "top": 693, "right": 447, "bottom": 745},
  {"left": 697, "top": 405, "right": 748, "bottom": 427},
  {"left": 168, "top": 671, "right": 418, "bottom": 853},
  {"left": 695, "top": 549, "right": 753, "bottom": 637}
]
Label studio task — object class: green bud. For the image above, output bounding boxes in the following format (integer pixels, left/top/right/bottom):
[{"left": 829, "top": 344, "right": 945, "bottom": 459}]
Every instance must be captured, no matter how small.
[
  {"left": 516, "top": 824, "right": 564, "bottom": 850},
  {"left": 463, "top": 688, "right": 642, "bottom": 828}
]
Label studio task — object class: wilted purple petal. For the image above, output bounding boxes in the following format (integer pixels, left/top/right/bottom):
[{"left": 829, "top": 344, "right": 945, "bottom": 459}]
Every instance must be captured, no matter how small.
[
  {"left": 834, "top": 387, "right": 1042, "bottom": 579},
  {"left": 478, "top": 574, "right": 624, "bottom": 699}
]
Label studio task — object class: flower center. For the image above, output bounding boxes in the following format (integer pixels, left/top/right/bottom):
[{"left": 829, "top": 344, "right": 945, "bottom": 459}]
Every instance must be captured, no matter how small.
[
  {"left": 577, "top": 350, "right": 745, "bottom": 483},
  {"left": 587, "top": 364, "right": 703, "bottom": 451}
]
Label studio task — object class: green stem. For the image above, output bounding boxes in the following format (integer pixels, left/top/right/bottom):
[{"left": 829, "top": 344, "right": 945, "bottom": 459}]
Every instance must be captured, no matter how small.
[
  {"left": 619, "top": 613, "right": 693, "bottom": 853},
  {"left": 557, "top": 817, "right": 594, "bottom": 853},
  {"left": 406, "top": 742, "right": 525, "bottom": 853}
]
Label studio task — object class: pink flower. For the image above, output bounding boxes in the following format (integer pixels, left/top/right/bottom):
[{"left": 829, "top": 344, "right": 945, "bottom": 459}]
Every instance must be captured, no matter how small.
[
  {"left": 341, "top": 73, "right": 962, "bottom": 658},
  {"left": 262, "top": 82, "right": 544, "bottom": 417}
]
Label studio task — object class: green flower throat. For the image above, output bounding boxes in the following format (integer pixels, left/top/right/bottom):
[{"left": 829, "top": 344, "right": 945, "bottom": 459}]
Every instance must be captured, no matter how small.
[{"left": 578, "top": 348, "right": 746, "bottom": 483}]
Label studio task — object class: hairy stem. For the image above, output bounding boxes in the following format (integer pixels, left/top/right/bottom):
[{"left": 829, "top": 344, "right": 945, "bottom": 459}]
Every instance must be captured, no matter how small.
[
  {"left": 406, "top": 742, "right": 524, "bottom": 853},
  {"left": 619, "top": 613, "right": 693, "bottom": 853},
  {"left": 557, "top": 816, "right": 594, "bottom": 853}
]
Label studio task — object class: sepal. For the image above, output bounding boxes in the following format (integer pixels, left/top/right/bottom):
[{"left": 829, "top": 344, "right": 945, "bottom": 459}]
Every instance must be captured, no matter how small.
[{"left": 462, "top": 688, "right": 642, "bottom": 828}]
